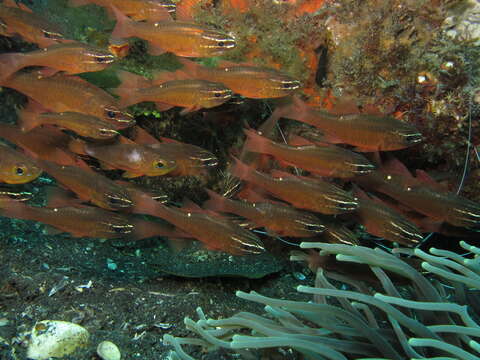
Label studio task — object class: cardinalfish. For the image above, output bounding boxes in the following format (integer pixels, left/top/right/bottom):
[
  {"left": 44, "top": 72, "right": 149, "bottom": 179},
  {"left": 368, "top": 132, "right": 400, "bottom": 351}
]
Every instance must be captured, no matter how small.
[
  {"left": 0, "top": 0, "right": 65, "bottom": 48},
  {"left": 232, "top": 158, "right": 358, "bottom": 215},
  {"left": 114, "top": 70, "right": 232, "bottom": 114},
  {"left": 274, "top": 96, "right": 423, "bottom": 151},
  {"left": 18, "top": 106, "right": 119, "bottom": 140},
  {"left": 69, "top": 0, "right": 175, "bottom": 21},
  {"left": 355, "top": 158, "right": 480, "bottom": 229},
  {"left": 355, "top": 159, "right": 480, "bottom": 227},
  {"left": 110, "top": 6, "right": 236, "bottom": 57},
  {"left": 243, "top": 129, "right": 375, "bottom": 178},
  {"left": 317, "top": 216, "right": 359, "bottom": 245},
  {"left": 0, "top": 144, "right": 42, "bottom": 184},
  {"left": 1, "top": 72, "right": 135, "bottom": 129},
  {"left": 204, "top": 189, "right": 325, "bottom": 238},
  {"left": 150, "top": 142, "right": 218, "bottom": 176},
  {"left": 68, "top": 139, "right": 177, "bottom": 178},
  {"left": 354, "top": 187, "right": 423, "bottom": 246},
  {"left": 125, "top": 189, "right": 265, "bottom": 255},
  {"left": 178, "top": 59, "right": 302, "bottom": 99},
  {"left": 38, "top": 160, "right": 133, "bottom": 211},
  {"left": 0, "top": 43, "right": 115, "bottom": 82},
  {"left": 0, "top": 193, "right": 180, "bottom": 239},
  {"left": 0, "top": 124, "right": 78, "bottom": 166}
]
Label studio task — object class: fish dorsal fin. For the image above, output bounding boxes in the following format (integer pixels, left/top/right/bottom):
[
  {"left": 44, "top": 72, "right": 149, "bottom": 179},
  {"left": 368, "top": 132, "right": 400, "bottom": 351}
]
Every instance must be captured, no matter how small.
[
  {"left": 382, "top": 157, "right": 413, "bottom": 178},
  {"left": 4, "top": 0, "right": 33, "bottom": 12},
  {"left": 160, "top": 137, "right": 180, "bottom": 144},
  {"left": 45, "top": 186, "right": 81, "bottom": 209},
  {"left": 415, "top": 169, "right": 447, "bottom": 192},
  {"left": 180, "top": 197, "right": 203, "bottom": 213},
  {"left": 118, "top": 135, "right": 137, "bottom": 145},
  {"left": 131, "top": 126, "right": 160, "bottom": 145}
]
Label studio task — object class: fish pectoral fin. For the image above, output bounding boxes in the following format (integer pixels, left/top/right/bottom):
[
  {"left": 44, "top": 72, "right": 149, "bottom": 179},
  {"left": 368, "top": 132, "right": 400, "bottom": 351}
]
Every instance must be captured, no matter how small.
[
  {"left": 122, "top": 170, "right": 142, "bottom": 178},
  {"left": 148, "top": 43, "right": 166, "bottom": 56},
  {"left": 99, "top": 161, "right": 116, "bottom": 171},
  {"left": 43, "top": 225, "right": 65, "bottom": 236},
  {"left": 179, "top": 105, "right": 201, "bottom": 116}
]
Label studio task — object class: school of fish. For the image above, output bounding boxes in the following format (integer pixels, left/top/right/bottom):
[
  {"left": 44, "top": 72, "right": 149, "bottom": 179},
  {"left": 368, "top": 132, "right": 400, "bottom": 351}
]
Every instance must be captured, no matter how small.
[{"left": 0, "top": 0, "right": 479, "bottom": 258}]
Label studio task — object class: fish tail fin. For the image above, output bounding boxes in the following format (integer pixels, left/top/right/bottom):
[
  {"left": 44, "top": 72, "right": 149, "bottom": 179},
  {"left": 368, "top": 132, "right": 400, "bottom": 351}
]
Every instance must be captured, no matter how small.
[
  {"left": 177, "top": 58, "right": 200, "bottom": 78},
  {"left": 174, "top": 0, "right": 196, "bottom": 21},
  {"left": 110, "top": 5, "right": 134, "bottom": 42},
  {"left": 114, "top": 70, "right": 148, "bottom": 107},
  {"left": 0, "top": 52, "right": 26, "bottom": 83},
  {"left": 231, "top": 157, "right": 253, "bottom": 182},
  {"left": 243, "top": 128, "right": 272, "bottom": 155},
  {"left": 67, "top": 138, "right": 88, "bottom": 156},
  {"left": 68, "top": 0, "right": 91, "bottom": 6},
  {"left": 151, "top": 70, "right": 180, "bottom": 85},
  {"left": 203, "top": 189, "right": 229, "bottom": 213}
]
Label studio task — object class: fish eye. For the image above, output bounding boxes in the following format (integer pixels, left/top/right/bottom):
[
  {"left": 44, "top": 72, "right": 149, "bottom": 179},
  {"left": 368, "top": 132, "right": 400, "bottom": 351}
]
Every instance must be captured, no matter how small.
[
  {"left": 15, "top": 167, "right": 25, "bottom": 176},
  {"left": 106, "top": 110, "right": 116, "bottom": 119},
  {"left": 155, "top": 161, "right": 165, "bottom": 168},
  {"left": 218, "top": 41, "right": 224, "bottom": 47},
  {"left": 214, "top": 92, "right": 222, "bottom": 97}
]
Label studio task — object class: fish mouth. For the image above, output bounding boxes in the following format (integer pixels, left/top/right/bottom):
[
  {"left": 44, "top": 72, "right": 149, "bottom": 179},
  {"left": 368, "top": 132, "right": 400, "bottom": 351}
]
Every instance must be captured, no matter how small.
[
  {"left": 295, "top": 219, "right": 325, "bottom": 233},
  {"left": 270, "top": 78, "right": 302, "bottom": 91},
  {"left": 0, "top": 189, "right": 32, "bottom": 201},
  {"left": 387, "top": 221, "right": 423, "bottom": 244},
  {"left": 42, "top": 29, "right": 64, "bottom": 40},
  {"left": 106, "top": 194, "right": 133, "bottom": 209},
  {"left": 230, "top": 234, "right": 266, "bottom": 255},
  {"left": 161, "top": 1, "right": 176, "bottom": 12},
  {"left": 346, "top": 162, "right": 376, "bottom": 174},
  {"left": 400, "top": 132, "right": 423, "bottom": 144},
  {"left": 324, "top": 195, "right": 359, "bottom": 212},
  {"left": 452, "top": 206, "right": 480, "bottom": 227},
  {"left": 85, "top": 53, "right": 116, "bottom": 65},
  {"left": 189, "top": 152, "right": 219, "bottom": 167}
]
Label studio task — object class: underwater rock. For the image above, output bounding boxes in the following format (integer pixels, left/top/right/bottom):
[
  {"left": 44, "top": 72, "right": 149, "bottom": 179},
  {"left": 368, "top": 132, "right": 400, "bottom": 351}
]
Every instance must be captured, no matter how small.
[
  {"left": 26, "top": 320, "right": 89, "bottom": 360},
  {"left": 97, "top": 340, "right": 121, "bottom": 360}
]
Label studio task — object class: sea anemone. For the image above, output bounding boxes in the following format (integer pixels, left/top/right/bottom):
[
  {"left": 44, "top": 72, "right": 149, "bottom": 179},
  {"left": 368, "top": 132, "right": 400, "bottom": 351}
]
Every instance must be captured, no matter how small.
[{"left": 164, "top": 241, "right": 480, "bottom": 359}]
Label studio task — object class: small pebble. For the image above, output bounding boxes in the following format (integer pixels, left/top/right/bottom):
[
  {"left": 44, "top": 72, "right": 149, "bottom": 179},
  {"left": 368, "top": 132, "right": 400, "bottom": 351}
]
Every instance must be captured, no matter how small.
[{"left": 97, "top": 340, "right": 121, "bottom": 360}]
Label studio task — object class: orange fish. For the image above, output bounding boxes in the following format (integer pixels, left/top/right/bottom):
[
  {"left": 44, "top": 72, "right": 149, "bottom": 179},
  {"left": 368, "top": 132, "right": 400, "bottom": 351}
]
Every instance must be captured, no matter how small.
[
  {"left": 1, "top": 72, "right": 135, "bottom": 129},
  {"left": 69, "top": 0, "right": 175, "bottom": 21},
  {"left": 204, "top": 189, "right": 325, "bottom": 237},
  {"left": 231, "top": 158, "right": 358, "bottom": 215},
  {"left": 243, "top": 128, "right": 375, "bottom": 178},
  {"left": 0, "top": 0, "right": 65, "bottom": 48},
  {"left": 179, "top": 59, "right": 302, "bottom": 99},
  {"left": 126, "top": 189, "right": 265, "bottom": 255},
  {"left": 150, "top": 142, "right": 218, "bottom": 176},
  {"left": 129, "top": 127, "right": 218, "bottom": 176},
  {"left": 0, "top": 195, "right": 178, "bottom": 240},
  {"left": 18, "top": 104, "right": 119, "bottom": 140},
  {"left": 354, "top": 187, "right": 423, "bottom": 246},
  {"left": 110, "top": 6, "right": 236, "bottom": 57},
  {"left": 355, "top": 158, "right": 480, "bottom": 228},
  {"left": 68, "top": 139, "right": 177, "bottom": 178},
  {"left": 0, "top": 144, "right": 42, "bottom": 184},
  {"left": 275, "top": 96, "right": 423, "bottom": 151},
  {"left": 114, "top": 70, "right": 233, "bottom": 114},
  {"left": 0, "top": 124, "right": 78, "bottom": 166},
  {"left": 38, "top": 160, "right": 133, "bottom": 210},
  {"left": 0, "top": 43, "right": 115, "bottom": 81}
]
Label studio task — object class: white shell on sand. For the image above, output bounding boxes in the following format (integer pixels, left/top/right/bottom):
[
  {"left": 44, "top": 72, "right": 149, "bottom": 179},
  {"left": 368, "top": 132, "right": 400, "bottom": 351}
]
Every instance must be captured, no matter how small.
[
  {"left": 26, "top": 320, "right": 89, "bottom": 360},
  {"left": 97, "top": 340, "right": 121, "bottom": 360}
]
